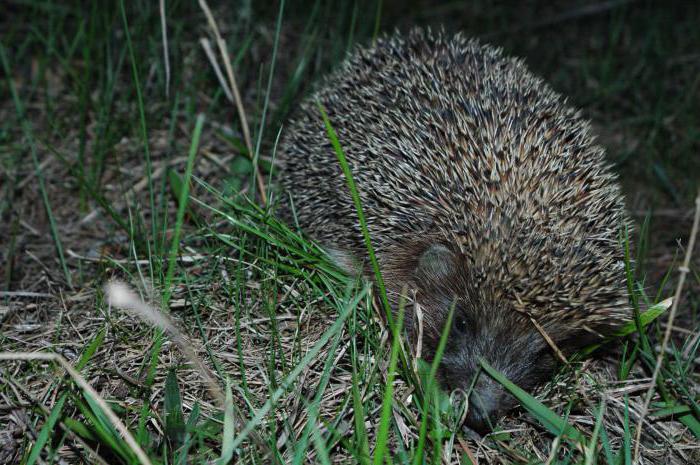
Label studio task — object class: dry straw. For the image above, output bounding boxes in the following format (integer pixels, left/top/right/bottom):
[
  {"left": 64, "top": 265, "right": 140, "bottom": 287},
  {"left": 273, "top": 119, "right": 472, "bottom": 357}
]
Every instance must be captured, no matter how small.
[
  {"left": 198, "top": 0, "right": 267, "bottom": 206},
  {"left": 104, "top": 281, "right": 270, "bottom": 455},
  {"left": 633, "top": 191, "right": 700, "bottom": 464}
]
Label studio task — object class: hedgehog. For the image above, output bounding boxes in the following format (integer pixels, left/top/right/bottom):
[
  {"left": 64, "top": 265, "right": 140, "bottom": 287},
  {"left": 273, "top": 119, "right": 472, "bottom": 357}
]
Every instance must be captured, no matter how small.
[{"left": 277, "top": 29, "right": 630, "bottom": 433}]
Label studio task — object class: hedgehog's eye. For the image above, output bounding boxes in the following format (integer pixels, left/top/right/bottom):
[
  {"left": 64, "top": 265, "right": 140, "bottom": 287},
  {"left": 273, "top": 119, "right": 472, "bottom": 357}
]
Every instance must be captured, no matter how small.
[{"left": 454, "top": 316, "right": 469, "bottom": 333}]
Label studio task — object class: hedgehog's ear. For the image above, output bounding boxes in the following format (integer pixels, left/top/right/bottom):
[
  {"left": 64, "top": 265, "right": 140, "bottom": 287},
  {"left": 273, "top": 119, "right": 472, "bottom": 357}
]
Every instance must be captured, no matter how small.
[{"left": 415, "top": 243, "right": 457, "bottom": 282}]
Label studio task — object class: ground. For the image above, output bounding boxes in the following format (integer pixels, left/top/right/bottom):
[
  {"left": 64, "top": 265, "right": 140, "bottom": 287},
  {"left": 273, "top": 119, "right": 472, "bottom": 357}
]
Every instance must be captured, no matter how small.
[{"left": 1, "top": 1, "right": 699, "bottom": 464}]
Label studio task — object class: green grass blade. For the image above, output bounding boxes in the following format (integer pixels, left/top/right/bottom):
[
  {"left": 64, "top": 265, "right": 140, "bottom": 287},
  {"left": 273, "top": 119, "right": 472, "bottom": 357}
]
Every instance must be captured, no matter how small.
[
  {"left": 228, "top": 284, "right": 369, "bottom": 452},
  {"left": 599, "top": 422, "right": 616, "bottom": 465},
  {"left": 0, "top": 42, "right": 73, "bottom": 288},
  {"left": 412, "top": 303, "right": 455, "bottom": 464},
  {"left": 317, "top": 103, "right": 392, "bottom": 322},
  {"left": 162, "top": 113, "right": 205, "bottom": 306},
  {"left": 311, "top": 426, "right": 333, "bottom": 465},
  {"left": 678, "top": 413, "right": 700, "bottom": 439},
  {"left": 61, "top": 416, "right": 97, "bottom": 442},
  {"left": 372, "top": 0, "right": 382, "bottom": 43},
  {"left": 164, "top": 368, "right": 186, "bottom": 450},
  {"left": 175, "top": 402, "right": 201, "bottom": 465},
  {"left": 24, "top": 325, "right": 106, "bottom": 464},
  {"left": 75, "top": 397, "right": 133, "bottom": 462},
  {"left": 251, "top": 0, "right": 285, "bottom": 201},
  {"left": 25, "top": 393, "right": 68, "bottom": 465},
  {"left": 372, "top": 302, "right": 405, "bottom": 465},
  {"left": 120, "top": 0, "right": 158, "bottom": 253},
  {"left": 578, "top": 298, "right": 672, "bottom": 356},
  {"left": 479, "top": 359, "right": 584, "bottom": 442},
  {"left": 614, "top": 298, "right": 672, "bottom": 337},
  {"left": 76, "top": 327, "right": 106, "bottom": 371},
  {"left": 219, "top": 379, "right": 236, "bottom": 465},
  {"left": 351, "top": 358, "right": 371, "bottom": 465},
  {"left": 584, "top": 402, "right": 605, "bottom": 465},
  {"left": 292, "top": 327, "right": 344, "bottom": 464},
  {"left": 649, "top": 403, "right": 691, "bottom": 419},
  {"left": 167, "top": 170, "right": 202, "bottom": 224},
  {"left": 137, "top": 332, "right": 164, "bottom": 445},
  {"left": 623, "top": 226, "right": 652, "bottom": 356},
  {"left": 623, "top": 395, "right": 631, "bottom": 465}
]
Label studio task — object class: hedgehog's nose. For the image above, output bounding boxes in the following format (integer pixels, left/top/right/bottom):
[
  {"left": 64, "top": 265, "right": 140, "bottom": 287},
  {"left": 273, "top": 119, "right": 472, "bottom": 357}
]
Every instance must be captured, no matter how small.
[{"left": 464, "top": 381, "right": 502, "bottom": 434}]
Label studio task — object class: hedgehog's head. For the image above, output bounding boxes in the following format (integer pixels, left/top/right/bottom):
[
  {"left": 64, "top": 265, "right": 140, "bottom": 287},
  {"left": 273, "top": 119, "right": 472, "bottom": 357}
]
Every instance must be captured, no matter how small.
[{"left": 409, "top": 243, "right": 579, "bottom": 434}]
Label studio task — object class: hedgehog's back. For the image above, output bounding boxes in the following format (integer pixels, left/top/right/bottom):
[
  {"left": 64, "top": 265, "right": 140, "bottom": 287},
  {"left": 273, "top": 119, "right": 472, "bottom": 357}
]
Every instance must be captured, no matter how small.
[{"left": 278, "top": 30, "right": 629, "bottom": 326}]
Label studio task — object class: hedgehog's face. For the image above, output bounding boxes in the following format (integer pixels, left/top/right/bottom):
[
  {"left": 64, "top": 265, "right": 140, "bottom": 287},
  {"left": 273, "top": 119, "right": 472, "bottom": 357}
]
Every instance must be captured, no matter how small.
[
  {"left": 412, "top": 243, "right": 559, "bottom": 434},
  {"left": 438, "top": 305, "right": 558, "bottom": 434}
]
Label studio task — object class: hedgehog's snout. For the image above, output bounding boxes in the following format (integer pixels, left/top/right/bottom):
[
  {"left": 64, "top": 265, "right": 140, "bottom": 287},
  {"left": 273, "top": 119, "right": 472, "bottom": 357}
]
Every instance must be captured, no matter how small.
[
  {"left": 464, "top": 382, "right": 501, "bottom": 434},
  {"left": 442, "top": 362, "right": 514, "bottom": 434},
  {"left": 436, "top": 308, "right": 557, "bottom": 433},
  {"left": 464, "top": 374, "right": 519, "bottom": 434}
]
